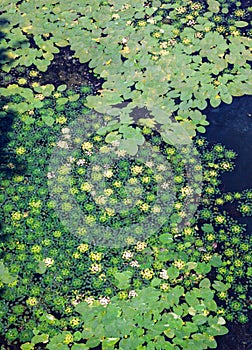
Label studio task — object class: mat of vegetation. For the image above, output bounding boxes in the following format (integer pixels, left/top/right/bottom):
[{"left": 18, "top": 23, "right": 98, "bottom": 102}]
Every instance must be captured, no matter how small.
[{"left": 0, "top": 0, "right": 252, "bottom": 349}]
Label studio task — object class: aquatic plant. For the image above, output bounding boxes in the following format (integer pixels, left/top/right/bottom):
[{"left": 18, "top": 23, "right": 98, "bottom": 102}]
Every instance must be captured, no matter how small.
[
  {"left": 0, "top": 0, "right": 252, "bottom": 146},
  {"left": 0, "top": 83, "right": 252, "bottom": 348},
  {"left": 0, "top": 1, "right": 252, "bottom": 349}
]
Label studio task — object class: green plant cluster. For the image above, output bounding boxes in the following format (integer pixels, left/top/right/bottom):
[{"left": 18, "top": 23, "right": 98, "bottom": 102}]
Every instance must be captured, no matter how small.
[
  {"left": 0, "top": 80, "right": 252, "bottom": 349},
  {"left": 1, "top": 0, "right": 252, "bottom": 145}
]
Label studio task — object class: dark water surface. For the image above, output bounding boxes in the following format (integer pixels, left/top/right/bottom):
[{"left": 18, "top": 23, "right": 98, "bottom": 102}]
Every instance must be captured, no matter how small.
[{"left": 204, "top": 96, "right": 252, "bottom": 350}]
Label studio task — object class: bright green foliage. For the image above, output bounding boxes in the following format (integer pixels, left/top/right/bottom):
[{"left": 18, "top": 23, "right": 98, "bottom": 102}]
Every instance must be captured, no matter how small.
[
  {"left": 1, "top": 0, "right": 252, "bottom": 143},
  {"left": 0, "top": 81, "right": 252, "bottom": 348},
  {"left": 0, "top": 0, "right": 252, "bottom": 348}
]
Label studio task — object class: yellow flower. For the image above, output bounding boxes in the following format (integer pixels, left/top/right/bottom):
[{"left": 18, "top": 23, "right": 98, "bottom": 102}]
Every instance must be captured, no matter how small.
[
  {"left": 106, "top": 208, "right": 115, "bottom": 216},
  {"left": 26, "top": 297, "right": 38, "bottom": 306},
  {"left": 29, "top": 70, "right": 39, "bottom": 77},
  {"left": 141, "top": 176, "right": 150, "bottom": 183},
  {"left": 72, "top": 252, "right": 81, "bottom": 259},
  {"left": 173, "top": 260, "right": 185, "bottom": 269},
  {"left": 138, "top": 20, "right": 146, "bottom": 26},
  {"left": 31, "top": 82, "right": 40, "bottom": 88},
  {"left": 135, "top": 241, "right": 147, "bottom": 252},
  {"left": 77, "top": 243, "right": 89, "bottom": 253},
  {"left": 29, "top": 200, "right": 42, "bottom": 208},
  {"left": 151, "top": 205, "right": 161, "bottom": 213},
  {"left": 131, "top": 165, "right": 143, "bottom": 175},
  {"left": 70, "top": 317, "right": 81, "bottom": 327},
  {"left": 82, "top": 142, "right": 93, "bottom": 150},
  {"left": 140, "top": 203, "right": 149, "bottom": 212},
  {"left": 80, "top": 182, "right": 93, "bottom": 192},
  {"left": 18, "top": 78, "right": 27, "bottom": 85},
  {"left": 11, "top": 211, "right": 22, "bottom": 220},
  {"left": 113, "top": 181, "right": 121, "bottom": 188},
  {"left": 121, "top": 46, "right": 130, "bottom": 54},
  {"left": 53, "top": 92, "right": 61, "bottom": 98},
  {"left": 94, "top": 195, "right": 107, "bottom": 205},
  {"left": 141, "top": 268, "right": 154, "bottom": 280},
  {"left": 160, "top": 283, "right": 170, "bottom": 291},
  {"left": 31, "top": 245, "right": 41, "bottom": 253},
  {"left": 56, "top": 116, "right": 67, "bottom": 124},
  {"left": 104, "top": 188, "right": 113, "bottom": 196},
  {"left": 77, "top": 227, "right": 87, "bottom": 236},
  {"left": 183, "top": 227, "right": 194, "bottom": 236},
  {"left": 182, "top": 38, "right": 191, "bottom": 45},
  {"left": 63, "top": 333, "right": 74, "bottom": 344},
  {"left": 128, "top": 177, "right": 138, "bottom": 185},
  {"left": 15, "top": 146, "right": 26, "bottom": 155},
  {"left": 89, "top": 252, "right": 103, "bottom": 261},
  {"left": 85, "top": 215, "right": 96, "bottom": 225}
]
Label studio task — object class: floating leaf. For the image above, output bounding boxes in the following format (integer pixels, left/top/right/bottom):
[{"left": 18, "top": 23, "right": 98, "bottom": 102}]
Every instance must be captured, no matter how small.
[
  {"left": 31, "top": 334, "right": 49, "bottom": 344},
  {"left": 113, "top": 271, "right": 132, "bottom": 290},
  {"left": 35, "top": 261, "right": 47, "bottom": 274},
  {"left": 234, "top": 21, "right": 248, "bottom": 28},
  {"left": 42, "top": 115, "right": 54, "bottom": 127}
]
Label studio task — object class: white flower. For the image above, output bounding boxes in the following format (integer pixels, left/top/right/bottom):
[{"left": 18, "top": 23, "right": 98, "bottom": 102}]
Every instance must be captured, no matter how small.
[
  {"left": 84, "top": 296, "right": 95, "bottom": 305},
  {"left": 159, "top": 269, "right": 169, "bottom": 280},
  {"left": 47, "top": 171, "right": 55, "bottom": 179},
  {"left": 67, "top": 156, "right": 75, "bottom": 163},
  {"left": 146, "top": 161, "right": 154, "bottom": 168},
  {"left": 161, "top": 182, "right": 170, "bottom": 189},
  {"left": 157, "top": 164, "right": 167, "bottom": 171},
  {"left": 151, "top": 205, "right": 161, "bottom": 213},
  {"left": 57, "top": 140, "right": 69, "bottom": 149},
  {"left": 71, "top": 299, "right": 80, "bottom": 306},
  {"left": 122, "top": 251, "right": 134, "bottom": 260},
  {"left": 62, "top": 127, "right": 70, "bottom": 134},
  {"left": 112, "top": 13, "right": 120, "bottom": 20},
  {"left": 104, "top": 169, "right": 113, "bottom": 178},
  {"left": 43, "top": 257, "right": 54, "bottom": 267},
  {"left": 77, "top": 159, "right": 86, "bottom": 166},
  {"left": 128, "top": 290, "right": 138, "bottom": 298},
  {"left": 129, "top": 260, "right": 139, "bottom": 267},
  {"left": 99, "top": 296, "right": 110, "bottom": 306}
]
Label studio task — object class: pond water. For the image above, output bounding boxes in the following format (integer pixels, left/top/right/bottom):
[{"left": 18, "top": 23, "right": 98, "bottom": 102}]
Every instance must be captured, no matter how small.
[{"left": 205, "top": 95, "right": 252, "bottom": 233}]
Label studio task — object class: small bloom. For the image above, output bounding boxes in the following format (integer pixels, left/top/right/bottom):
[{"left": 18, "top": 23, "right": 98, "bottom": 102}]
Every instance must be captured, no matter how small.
[
  {"left": 128, "top": 290, "right": 138, "bottom": 298},
  {"left": 104, "top": 169, "right": 113, "bottom": 178},
  {"left": 85, "top": 296, "right": 95, "bottom": 305},
  {"left": 77, "top": 243, "right": 89, "bottom": 252},
  {"left": 90, "top": 263, "right": 102, "bottom": 274},
  {"left": 135, "top": 241, "right": 147, "bottom": 252},
  {"left": 82, "top": 142, "right": 93, "bottom": 151},
  {"left": 26, "top": 297, "right": 38, "bottom": 306},
  {"left": 141, "top": 268, "right": 154, "bottom": 280},
  {"left": 122, "top": 251, "right": 134, "bottom": 260},
  {"left": 43, "top": 258, "right": 54, "bottom": 267},
  {"left": 159, "top": 269, "right": 169, "bottom": 280},
  {"left": 81, "top": 182, "right": 93, "bottom": 192},
  {"left": 99, "top": 296, "right": 110, "bottom": 306},
  {"left": 57, "top": 140, "right": 69, "bottom": 149},
  {"left": 129, "top": 260, "right": 140, "bottom": 267}
]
